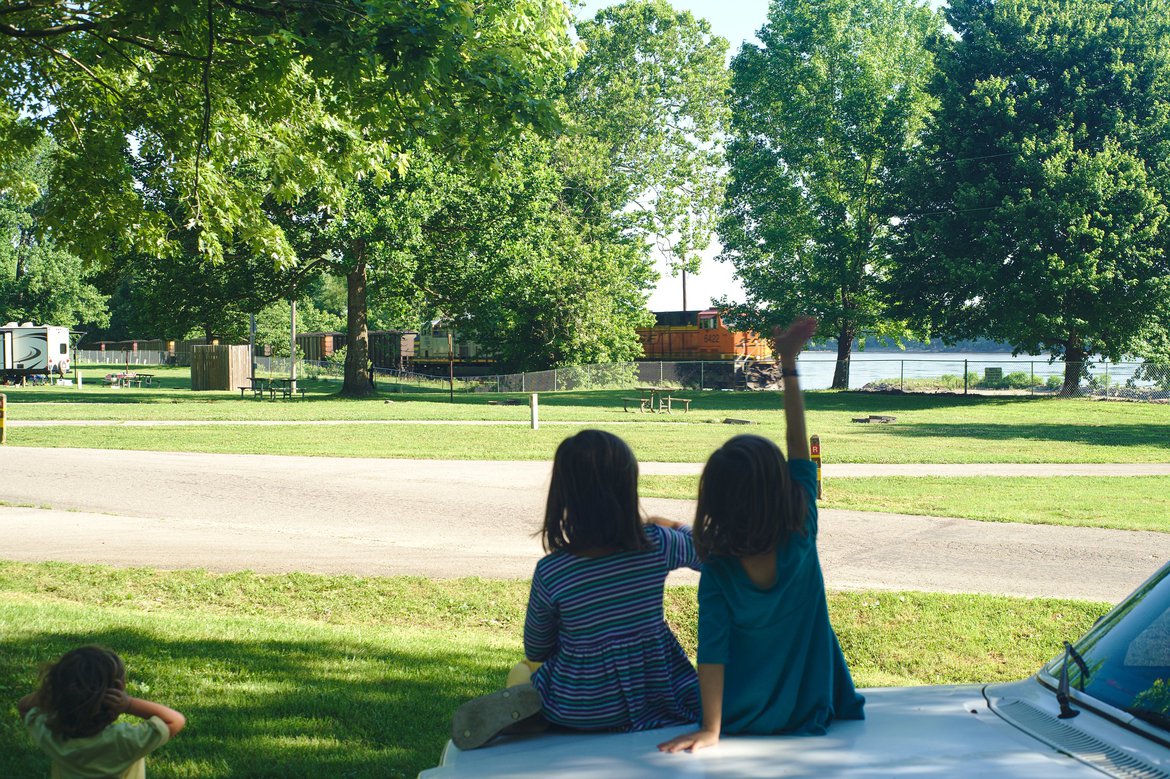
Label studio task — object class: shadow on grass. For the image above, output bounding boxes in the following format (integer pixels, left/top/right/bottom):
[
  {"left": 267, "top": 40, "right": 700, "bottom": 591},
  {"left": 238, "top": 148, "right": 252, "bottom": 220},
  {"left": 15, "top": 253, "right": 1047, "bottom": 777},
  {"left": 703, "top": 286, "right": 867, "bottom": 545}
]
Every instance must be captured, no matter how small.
[
  {"left": 872, "top": 421, "right": 1170, "bottom": 450},
  {"left": 1, "top": 626, "right": 501, "bottom": 778},
  {"left": 3, "top": 376, "right": 345, "bottom": 406}
]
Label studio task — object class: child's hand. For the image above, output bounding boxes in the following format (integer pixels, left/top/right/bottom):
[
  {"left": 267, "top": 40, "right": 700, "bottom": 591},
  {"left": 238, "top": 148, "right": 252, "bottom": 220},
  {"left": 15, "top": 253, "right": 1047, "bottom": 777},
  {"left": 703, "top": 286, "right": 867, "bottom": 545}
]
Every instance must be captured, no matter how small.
[
  {"left": 658, "top": 728, "right": 720, "bottom": 753},
  {"left": 646, "top": 515, "right": 685, "bottom": 530},
  {"left": 772, "top": 316, "right": 818, "bottom": 359},
  {"left": 102, "top": 687, "right": 130, "bottom": 716}
]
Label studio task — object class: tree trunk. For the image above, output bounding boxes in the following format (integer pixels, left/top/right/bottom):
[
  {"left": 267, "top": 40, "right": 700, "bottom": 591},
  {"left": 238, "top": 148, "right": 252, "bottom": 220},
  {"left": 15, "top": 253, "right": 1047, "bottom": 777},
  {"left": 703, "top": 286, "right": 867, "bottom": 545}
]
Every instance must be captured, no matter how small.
[
  {"left": 1061, "top": 341, "right": 1085, "bottom": 397},
  {"left": 342, "top": 251, "right": 374, "bottom": 398},
  {"left": 831, "top": 324, "right": 854, "bottom": 390}
]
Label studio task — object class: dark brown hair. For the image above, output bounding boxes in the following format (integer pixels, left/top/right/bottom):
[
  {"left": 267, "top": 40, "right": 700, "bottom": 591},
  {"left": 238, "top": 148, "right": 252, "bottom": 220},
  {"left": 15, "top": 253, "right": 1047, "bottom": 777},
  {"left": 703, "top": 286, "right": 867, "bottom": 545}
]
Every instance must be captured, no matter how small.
[
  {"left": 542, "top": 429, "right": 651, "bottom": 554},
  {"left": 693, "top": 434, "right": 808, "bottom": 560},
  {"left": 36, "top": 646, "right": 126, "bottom": 739}
]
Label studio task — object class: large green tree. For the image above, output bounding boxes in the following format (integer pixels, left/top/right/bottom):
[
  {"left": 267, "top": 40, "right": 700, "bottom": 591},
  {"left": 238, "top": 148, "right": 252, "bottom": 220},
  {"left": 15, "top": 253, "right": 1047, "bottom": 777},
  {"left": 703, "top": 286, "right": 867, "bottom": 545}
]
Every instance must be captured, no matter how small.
[
  {"left": 414, "top": 135, "right": 657, "bottom": 372},
  {"left": 0, "top": 138, "right": 108, "bottom": 330},
  {"left": 719, "top": 0, "right": 940, "bottom": 388},
  {"left": 566, "top": 0, "right": 730, "bottom": 279},
  {"left": 408, "top": 0, "right": 729, "bottom": 371},
  {"left": 891, "top": 0, "right": 1170, "bottom": 394},
  {"left": 0, "top": 0, "right": 576, "bottom": 267}
]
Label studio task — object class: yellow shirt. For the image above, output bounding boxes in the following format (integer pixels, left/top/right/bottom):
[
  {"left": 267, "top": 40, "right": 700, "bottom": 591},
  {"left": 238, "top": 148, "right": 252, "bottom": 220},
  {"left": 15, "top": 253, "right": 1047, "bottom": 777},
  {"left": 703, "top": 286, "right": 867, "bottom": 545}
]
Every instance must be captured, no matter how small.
[{"left": 24, "top": 707, "right": 170, "bottom": 779}]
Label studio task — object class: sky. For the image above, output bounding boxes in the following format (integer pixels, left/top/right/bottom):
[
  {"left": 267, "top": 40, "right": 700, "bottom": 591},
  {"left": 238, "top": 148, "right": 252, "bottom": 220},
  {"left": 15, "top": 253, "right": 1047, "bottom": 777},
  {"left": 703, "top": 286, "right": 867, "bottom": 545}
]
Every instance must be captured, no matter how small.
[{"left": 576, "top": 0, "right": 770, "bottom": 312}]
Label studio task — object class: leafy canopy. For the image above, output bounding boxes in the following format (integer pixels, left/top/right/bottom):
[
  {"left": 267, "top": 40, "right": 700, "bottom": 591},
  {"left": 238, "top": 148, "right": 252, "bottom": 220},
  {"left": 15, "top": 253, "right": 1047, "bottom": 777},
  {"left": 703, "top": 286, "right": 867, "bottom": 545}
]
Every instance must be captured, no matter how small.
[{"left": 891, "top": 0, "right": 1170, "bottom": 368}]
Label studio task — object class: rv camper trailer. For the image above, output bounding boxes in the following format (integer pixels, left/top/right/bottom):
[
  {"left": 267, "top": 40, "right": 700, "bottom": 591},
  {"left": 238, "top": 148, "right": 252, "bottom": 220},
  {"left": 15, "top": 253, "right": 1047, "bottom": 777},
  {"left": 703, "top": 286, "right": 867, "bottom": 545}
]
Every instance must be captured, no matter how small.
[{"left": 0, "top": 322, "right": 72, "bottom": 382}]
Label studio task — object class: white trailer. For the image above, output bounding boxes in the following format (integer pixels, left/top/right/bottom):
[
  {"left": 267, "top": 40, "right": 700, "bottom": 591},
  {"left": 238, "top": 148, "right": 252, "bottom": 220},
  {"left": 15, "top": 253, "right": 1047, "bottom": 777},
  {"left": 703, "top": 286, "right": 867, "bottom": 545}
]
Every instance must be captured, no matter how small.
[{"left": 0, "top": 322, "right": 72, "bottom": 381}]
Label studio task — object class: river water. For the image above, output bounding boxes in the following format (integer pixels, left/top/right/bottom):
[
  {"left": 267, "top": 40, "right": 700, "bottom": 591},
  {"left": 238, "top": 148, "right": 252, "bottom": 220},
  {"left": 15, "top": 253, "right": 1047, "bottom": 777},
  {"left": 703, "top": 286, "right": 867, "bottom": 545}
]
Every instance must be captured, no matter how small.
[{"left": 794, "top": 351, "right": 1147, "bottom": 392}]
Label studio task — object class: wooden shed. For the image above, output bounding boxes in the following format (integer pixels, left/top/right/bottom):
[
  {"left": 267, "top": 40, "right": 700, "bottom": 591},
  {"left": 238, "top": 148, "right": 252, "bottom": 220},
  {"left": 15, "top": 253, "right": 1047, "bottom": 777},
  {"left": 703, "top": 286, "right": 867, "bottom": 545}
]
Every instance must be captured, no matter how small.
[{"left": 191, "top": 344, "right": 250, "bottom": 391}]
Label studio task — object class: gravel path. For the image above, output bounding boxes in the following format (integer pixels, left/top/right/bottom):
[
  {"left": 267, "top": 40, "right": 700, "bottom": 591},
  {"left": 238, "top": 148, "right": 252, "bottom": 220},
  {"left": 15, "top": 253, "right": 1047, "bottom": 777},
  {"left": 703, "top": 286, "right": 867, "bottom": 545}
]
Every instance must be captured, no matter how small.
[{"left": 1, "top": 447, "right": 1166, "bottom": 602}]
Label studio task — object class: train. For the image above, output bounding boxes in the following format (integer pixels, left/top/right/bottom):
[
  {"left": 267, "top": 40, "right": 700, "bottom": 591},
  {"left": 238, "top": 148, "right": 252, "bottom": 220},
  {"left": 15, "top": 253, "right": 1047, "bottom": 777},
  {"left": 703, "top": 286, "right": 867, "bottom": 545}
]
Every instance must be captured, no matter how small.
[
  {"left": 636, "top": 309, "right": 771, "bottom": 361},
  {"left": 295, "top": 327, "right": 490, "bottom": 374},
  {"left": 82, "top": 309, "right": 768, "bottom": 376}
]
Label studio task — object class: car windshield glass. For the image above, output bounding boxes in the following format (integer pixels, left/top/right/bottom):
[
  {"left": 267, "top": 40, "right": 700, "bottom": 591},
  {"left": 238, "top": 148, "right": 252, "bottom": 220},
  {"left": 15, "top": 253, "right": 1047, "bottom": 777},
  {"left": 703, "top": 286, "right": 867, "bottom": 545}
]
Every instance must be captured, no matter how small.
[{"left": 1044, "top": 564, "right": 1170, "bottom": 734}]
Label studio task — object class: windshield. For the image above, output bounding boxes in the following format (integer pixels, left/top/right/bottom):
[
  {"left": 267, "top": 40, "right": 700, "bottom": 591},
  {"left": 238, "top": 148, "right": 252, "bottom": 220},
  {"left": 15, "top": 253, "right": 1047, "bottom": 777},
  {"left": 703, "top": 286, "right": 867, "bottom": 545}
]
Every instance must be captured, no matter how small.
[{"left": 1044, "top": 563, "right": 1170, "bottom": 733}]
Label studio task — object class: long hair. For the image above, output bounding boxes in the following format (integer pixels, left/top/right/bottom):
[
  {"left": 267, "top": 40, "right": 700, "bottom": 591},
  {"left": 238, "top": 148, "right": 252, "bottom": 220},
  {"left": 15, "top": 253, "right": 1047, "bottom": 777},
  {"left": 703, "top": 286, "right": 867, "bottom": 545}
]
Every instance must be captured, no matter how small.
[
  {"left": 36, "top": 646, "right": 126, "bottom": 739},
  {"left": 542, "top": 430, "right": 650, "bottom": 554},
  {"left": 693, "top": 434, "right": 808, "bottom": 560}
]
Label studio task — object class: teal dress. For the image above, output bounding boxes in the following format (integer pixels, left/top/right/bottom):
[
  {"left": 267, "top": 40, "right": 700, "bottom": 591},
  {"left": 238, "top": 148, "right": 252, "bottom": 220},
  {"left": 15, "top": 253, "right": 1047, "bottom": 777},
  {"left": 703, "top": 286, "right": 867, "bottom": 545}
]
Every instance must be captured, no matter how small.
[{"left": 696, "top": 458, "right": 865, "bottom": 735}]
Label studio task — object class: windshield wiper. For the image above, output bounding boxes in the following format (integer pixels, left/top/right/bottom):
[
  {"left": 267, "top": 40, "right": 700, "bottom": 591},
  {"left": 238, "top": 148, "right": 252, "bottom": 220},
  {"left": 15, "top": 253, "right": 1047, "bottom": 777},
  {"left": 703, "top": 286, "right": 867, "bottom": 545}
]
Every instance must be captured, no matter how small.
[{"left": 1057, "top": 640, "right": 1091, "bottom": 719}]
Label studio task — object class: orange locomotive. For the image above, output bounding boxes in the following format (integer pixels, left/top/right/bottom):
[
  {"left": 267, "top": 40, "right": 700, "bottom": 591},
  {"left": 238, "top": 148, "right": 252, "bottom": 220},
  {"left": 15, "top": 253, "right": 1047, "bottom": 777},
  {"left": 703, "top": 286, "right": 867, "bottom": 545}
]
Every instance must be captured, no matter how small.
[{"left": 636, "top": 309, "right": 771, "bottom": 360}]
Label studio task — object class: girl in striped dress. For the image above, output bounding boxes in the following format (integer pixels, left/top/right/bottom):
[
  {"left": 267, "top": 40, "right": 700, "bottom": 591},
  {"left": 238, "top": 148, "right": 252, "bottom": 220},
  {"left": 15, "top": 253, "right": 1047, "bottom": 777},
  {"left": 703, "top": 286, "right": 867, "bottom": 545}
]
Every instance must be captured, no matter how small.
[{"left": 451, "top": 429, "right": 701, "bottom": 749}]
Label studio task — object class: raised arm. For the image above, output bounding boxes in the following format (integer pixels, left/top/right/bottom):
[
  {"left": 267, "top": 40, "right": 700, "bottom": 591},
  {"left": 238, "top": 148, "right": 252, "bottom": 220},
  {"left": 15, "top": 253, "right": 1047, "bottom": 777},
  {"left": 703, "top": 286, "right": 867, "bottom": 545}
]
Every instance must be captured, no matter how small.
[{"left": 772, "top": 317, "right": 817, "bottom": 461}]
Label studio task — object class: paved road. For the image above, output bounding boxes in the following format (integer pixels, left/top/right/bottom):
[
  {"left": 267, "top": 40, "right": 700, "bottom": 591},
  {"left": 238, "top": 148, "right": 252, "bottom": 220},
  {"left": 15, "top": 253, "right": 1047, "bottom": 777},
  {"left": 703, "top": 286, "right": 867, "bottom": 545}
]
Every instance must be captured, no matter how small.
[{"left": 0, "top": 447, "right": 1166, "bottom": 602}]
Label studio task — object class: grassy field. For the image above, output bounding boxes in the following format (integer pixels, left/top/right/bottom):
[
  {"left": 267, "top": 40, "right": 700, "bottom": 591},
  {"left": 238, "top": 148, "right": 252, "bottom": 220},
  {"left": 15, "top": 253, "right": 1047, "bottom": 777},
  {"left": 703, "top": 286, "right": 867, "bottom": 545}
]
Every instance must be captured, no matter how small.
[
  {"left": 0, "top": 562, "right": 1110, "bottom": 779},
  {"left": 642, "top": 474, "right": 1170, "bottom": 532},
  {"left": 4, "top": 366, "right": 1170, "bottom": 465}
]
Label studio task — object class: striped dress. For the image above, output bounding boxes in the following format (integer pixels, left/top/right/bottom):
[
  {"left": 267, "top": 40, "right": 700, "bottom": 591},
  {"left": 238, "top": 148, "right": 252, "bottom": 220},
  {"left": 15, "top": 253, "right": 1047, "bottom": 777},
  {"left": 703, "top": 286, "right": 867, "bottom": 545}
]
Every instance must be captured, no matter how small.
[{"left": 524, "top": 524, "right": 701, "bottom": 731}]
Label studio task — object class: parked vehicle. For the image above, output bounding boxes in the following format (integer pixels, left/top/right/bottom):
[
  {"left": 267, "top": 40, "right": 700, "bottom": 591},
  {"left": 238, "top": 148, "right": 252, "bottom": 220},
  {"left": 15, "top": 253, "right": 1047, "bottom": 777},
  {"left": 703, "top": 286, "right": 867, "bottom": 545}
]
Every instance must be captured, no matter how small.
[
  {"left": 419, "top": 559, "right": 1170, "bottom": 777},
  {"left": 637, "top": 309, "right": 770, "bottom": 361},
  {"left": 0, "top": 322, "right": 72, "bottom": 382}
]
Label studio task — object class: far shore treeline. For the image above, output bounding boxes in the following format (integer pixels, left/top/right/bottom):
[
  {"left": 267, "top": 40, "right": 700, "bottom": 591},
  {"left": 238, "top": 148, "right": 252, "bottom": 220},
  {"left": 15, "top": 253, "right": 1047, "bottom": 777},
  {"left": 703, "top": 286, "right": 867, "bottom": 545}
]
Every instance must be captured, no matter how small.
[{"left": 2, "top": 0, "right": 1170, "bottom": 397}]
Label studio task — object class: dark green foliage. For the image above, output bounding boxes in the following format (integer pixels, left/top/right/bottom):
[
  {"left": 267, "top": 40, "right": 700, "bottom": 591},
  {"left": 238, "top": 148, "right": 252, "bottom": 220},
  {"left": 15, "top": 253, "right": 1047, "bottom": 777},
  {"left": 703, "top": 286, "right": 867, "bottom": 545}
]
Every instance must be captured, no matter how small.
[
  {"left": 891, "top": 0, "right": 1170, "bottom": 394},
  {"left": 719, "top": 0, "right": 941, "bottom": 388}
]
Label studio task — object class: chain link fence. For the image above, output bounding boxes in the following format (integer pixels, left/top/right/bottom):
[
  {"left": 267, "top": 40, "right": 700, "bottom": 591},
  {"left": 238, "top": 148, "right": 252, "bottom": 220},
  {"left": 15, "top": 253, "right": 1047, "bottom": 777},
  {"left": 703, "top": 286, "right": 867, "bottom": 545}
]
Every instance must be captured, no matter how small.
[
  {"left": 375, "top": 357, "right": 1170, "bottom": 402},
  {"left": 74, "top": 349, "right": 1170, "bottom": 402}
]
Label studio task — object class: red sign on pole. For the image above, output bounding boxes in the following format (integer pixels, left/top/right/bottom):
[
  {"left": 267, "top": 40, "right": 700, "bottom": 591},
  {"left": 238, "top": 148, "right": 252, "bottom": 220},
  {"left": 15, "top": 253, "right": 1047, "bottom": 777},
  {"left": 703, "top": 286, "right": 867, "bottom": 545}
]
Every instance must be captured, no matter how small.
[{"left": 809, "top": 434, "right": 823, "bottom": 499}]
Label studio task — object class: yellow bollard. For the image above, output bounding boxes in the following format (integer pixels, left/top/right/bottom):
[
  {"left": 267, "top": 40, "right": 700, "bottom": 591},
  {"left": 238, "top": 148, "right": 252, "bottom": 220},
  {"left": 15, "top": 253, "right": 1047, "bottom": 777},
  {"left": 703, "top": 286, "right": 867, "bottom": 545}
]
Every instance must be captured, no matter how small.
[
  {"left": 0, "top": 393, "right": 6, "bottom": 445},
  {"left": 810, "top": 434, "right": 822, "bottom": 499}
]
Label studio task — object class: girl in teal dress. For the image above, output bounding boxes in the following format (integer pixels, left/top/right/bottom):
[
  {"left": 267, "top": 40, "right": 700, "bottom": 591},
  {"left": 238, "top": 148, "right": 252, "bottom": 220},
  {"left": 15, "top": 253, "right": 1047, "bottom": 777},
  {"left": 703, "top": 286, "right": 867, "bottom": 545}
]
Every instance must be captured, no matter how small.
[{"left": 659, "top": 316, "right": 865, "bottom": 754}]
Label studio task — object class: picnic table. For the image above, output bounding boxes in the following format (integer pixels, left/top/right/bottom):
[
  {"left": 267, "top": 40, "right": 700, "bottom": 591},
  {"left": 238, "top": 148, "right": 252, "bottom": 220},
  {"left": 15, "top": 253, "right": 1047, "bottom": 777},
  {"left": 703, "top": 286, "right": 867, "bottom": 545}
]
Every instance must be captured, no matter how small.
[
  {"left": 269, "top": 378, "right": 305, "bottom": 400},
  {"left": 105, "top": 372, "right": 150, "bottom": 388},
  {"left": 239, "top": 377, "right": 268, "bottom": 399},
  {"left": 241, "top": 377, "right": 305, "bottom": 400},
  {"left": 621, "top": 387, "right": 691, "bottom": 414}
]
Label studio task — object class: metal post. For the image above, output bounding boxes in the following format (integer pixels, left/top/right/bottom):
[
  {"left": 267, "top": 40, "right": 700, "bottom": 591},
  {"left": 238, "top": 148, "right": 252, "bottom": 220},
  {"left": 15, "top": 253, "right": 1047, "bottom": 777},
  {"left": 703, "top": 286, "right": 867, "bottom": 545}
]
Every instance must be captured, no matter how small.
[
  {"left": 900, "top": 360, "right": 904, "bottom": 391},
  {"left": 522, "top": 372, "right": 526, "bottom": 393},
  {"left": 530, "top": 393, "right": 539, "bottom": 430},
  {"left": 249, "top": 313, "right": 257, "bottom": 383},
  {"left": 964, "top": 359, "right": 968, "bottom": 394},
  {"left": 700, "top": 361, "right": 704, "bottom": 390},
  {"left": 1031, "top": 362, "right": 1035, "bottom": 396},
  {"left": 1105, "top": 361, "right": 1110, "bottom": 398},
  {"left": 289, "top": 298, "right": 297, "bottom": 393},
  {"left": 553, "top": 367, "right": 557, "bottom": 391},
  {"left": 0, "top": 393, "right": 6, "bottom": 444}
]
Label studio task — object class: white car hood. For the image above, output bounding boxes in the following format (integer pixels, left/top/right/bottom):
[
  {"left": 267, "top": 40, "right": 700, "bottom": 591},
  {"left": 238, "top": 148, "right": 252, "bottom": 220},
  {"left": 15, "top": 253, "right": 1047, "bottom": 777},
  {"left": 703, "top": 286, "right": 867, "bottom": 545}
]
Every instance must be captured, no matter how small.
[{"left": 420, "top": 679, "right": 1167, "bottom": 778}]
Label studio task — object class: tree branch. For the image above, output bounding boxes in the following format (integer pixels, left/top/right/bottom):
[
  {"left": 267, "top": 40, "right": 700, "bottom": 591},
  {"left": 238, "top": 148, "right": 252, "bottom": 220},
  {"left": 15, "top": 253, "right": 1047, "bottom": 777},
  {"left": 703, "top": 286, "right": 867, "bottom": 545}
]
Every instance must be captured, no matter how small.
[{"left": 32, "top": 40, "right": 123, "bottom": 96}]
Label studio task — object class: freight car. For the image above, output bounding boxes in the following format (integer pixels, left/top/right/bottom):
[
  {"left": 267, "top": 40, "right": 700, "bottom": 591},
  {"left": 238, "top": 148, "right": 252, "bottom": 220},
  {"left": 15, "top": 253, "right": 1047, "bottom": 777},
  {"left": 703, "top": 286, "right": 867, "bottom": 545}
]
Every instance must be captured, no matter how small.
[{"left": 636, "top": 309, "right": 770, "bottom": 361}]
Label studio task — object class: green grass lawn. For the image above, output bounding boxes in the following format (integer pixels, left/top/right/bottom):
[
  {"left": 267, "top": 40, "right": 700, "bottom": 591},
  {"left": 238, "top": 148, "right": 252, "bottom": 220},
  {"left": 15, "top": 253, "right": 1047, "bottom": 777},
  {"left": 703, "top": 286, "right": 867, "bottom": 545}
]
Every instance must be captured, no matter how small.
[
  {"left": 0, "top": 562, "right": 1109, "bottom": 779},
  {"left": 641, "top": 474, "right": 1170, "bottom": 532},
  {"left": 4, "top": 367, "right": 1170, "bottom": 464}
]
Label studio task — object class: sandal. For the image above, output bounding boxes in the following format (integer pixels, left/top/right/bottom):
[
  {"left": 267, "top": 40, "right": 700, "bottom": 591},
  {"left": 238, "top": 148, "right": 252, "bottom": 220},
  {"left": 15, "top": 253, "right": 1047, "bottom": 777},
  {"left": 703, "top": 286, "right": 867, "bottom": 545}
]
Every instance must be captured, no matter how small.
[{"left": 451, "top": 684, "right": 543, "bottom": 750}]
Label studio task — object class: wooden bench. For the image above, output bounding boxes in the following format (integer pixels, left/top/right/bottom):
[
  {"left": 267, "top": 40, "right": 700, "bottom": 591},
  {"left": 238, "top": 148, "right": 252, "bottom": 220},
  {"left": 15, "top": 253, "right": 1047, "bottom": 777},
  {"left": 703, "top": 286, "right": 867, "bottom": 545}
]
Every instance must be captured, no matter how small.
[
  {"left": 622, "top": 396, "right": 652, "bottom": 413},
  {"left": 239, "top": 383, "right": 266, "bottom": 399},
  {"left": 658, "top": 396, "right": 691, "bottom": 414}
]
